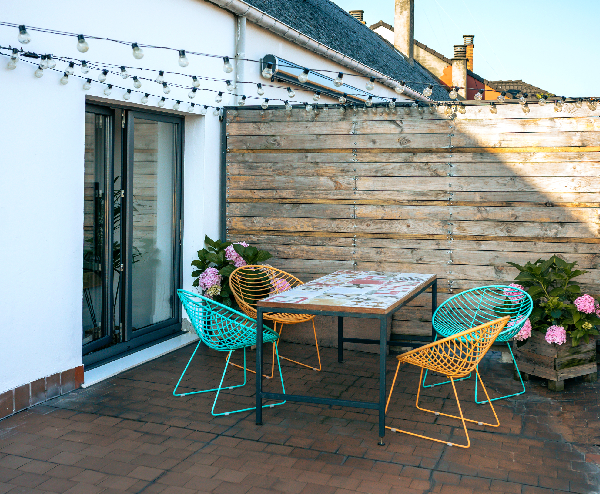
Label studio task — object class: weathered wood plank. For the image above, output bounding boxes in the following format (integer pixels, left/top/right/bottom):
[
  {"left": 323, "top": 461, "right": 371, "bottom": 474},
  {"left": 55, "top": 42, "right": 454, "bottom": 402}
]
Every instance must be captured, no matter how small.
[
  {"left": 227, "top": 203, "right": 355, "bottom": 219},
  {"left": 229, "top": 175, "right": 355, "bottom": 190},
  {"left": 452, "top": 131, "right": 600, "bottom": 148}
]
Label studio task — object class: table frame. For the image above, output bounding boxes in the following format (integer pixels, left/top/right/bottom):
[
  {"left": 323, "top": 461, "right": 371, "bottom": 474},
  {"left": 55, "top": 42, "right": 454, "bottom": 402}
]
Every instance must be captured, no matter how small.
[{"left": 255, "top": 276, "right": 437, "bottom": 444}]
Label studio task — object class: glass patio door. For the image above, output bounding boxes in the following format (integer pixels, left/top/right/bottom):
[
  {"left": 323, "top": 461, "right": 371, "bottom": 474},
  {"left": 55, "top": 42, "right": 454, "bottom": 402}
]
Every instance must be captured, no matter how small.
[{"left": 83, "top": 105, "right": 183, "bottom": 366}]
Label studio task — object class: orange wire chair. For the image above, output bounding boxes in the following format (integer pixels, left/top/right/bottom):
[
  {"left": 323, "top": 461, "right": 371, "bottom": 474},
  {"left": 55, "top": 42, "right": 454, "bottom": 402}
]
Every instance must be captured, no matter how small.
[
  {"left": 385, "top": 316, "right": 510, "bottom": 448},
  {"left": 229, "top": 265, "right": 321, "bottom": 378}
]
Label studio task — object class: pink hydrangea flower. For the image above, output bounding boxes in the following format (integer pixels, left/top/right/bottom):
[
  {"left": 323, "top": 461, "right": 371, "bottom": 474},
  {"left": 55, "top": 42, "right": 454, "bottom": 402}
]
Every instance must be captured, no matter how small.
[
  {"left": 545, "top": 325, "right": 567, "bottom": 345},
  {"left": 271, "top": 278, "right": 291, "bottom": 295},
  {"left": 574, "top": 294, "right": 596, "bottom": 314},
  {"left": 503, "top": 283, "right": 526, "bottom": 303},
  {"left": 514, "top": 319, "right": 532, "bottom": 341},
  {"left": 198, "top": 267, "right": 222, "bottom": 294},
  {"left": 595, "top": 301, "right": 600, "bottom": 318},
  {"left": 225, "top": 242, "right": 249, "bottom": 268}
]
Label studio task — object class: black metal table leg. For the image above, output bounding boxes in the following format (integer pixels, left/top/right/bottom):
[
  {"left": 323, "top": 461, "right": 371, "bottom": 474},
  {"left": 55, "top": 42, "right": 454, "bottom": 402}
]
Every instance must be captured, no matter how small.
[
  {"left": 338, "top": 316, "right": 344, "bottom": 363},
  {"left": 256, "top": 308, "right": 263, "bottom": 425},
  {"left": 378, "top": 315, "right": 386, "bottom": 445}
]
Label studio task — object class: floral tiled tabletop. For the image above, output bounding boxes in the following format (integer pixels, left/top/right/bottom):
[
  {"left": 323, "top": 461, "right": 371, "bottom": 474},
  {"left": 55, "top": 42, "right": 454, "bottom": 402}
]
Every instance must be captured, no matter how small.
[{"left": 259, "top": 270, "right": 436, "bottom": 314}]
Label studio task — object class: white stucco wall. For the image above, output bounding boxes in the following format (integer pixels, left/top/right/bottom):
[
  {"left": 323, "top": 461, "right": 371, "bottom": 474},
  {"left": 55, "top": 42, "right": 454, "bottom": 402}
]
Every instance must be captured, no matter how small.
[{"left": 0, "top": 0, "right": 409, "bottom": 394}]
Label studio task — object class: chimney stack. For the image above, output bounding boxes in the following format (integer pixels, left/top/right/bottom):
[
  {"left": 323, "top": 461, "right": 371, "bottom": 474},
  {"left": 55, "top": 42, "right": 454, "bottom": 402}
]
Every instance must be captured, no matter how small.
[
  {"left": 394, "top": 0, "right": 414, "bottom": 63},
  {"left": 463, "top": 35, "right": 474, "bottom": 72},
  {"left": 452, "top": 45, "right": 468, "bottom": 100},
  {"left": 349, "top": 10, "right": 365, "bottom": 23}
]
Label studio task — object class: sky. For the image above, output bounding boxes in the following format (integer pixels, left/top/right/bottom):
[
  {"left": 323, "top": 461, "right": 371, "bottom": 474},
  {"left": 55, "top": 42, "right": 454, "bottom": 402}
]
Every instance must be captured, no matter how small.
[{"left": 331, "top": 0, "right": 599, "bottom": 97}]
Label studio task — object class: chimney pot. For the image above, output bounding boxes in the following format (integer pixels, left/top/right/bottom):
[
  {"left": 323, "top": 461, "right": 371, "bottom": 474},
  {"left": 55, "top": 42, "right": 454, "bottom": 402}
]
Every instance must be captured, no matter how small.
[
  {"left": 394, "top": 0, "right": 414, "bottom": 63},
  {"left": 454, "top": 45, "right": 467, "bottom": 59},
  {"left": 349, "top": 10, "right": 364, "bottom": 22},
  {"left": 463, "top": 35, "right": 474, "bottom": 45}
]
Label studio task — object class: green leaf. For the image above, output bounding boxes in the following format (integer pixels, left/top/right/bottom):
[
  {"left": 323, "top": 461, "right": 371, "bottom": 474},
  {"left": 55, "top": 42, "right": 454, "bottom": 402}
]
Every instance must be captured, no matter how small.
[
  {"left": 254, "top": 250, "right": 273, "bottom": 263},
  {"left": 550, "top": 309, "right": 563, "bottom": 319},
  {"left": 192, "top": 279, "right": 199, "bottom": 287},
  {"left": 219, "top": 265, "right": 235, "bottom": 278}
]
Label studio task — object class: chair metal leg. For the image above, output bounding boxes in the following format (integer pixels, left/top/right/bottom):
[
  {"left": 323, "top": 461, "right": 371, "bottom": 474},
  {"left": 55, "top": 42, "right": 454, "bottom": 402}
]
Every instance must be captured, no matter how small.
[
  {"left": 474, "top": 341, "right": 526, "bottom": 404},
  {"left": 422, "top": 334, "right": 472, "bottom": 389},
  {"left": 173, "top": 343, "right": 246, "bottom": 397},
  {"left": 229, "top": 342, "right": 277, "bottom": 379},
  {"left": 211, "top": 346, "right": 287, "bottom": 416},
  {"left": 276, "top": 319, "right": 322, "bottom": 372},
  {"left": 386, "top": 368, "right": 500, "bottom": 448}
]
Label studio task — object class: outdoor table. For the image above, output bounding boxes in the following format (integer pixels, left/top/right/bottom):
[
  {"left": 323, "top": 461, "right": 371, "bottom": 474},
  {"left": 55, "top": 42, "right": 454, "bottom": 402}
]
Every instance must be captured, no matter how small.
[{"left": 255, "top": 270, "right": 437, "bottom": 444}]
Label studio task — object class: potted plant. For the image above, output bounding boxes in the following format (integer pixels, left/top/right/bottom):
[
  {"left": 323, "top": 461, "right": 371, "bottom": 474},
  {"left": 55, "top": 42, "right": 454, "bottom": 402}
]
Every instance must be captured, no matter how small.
[
  {"left": 508, "top": 256, "right": 599, "bottom": 391},
  {"left": 191, "top": 236, "right": 272, "bottom": 308}
]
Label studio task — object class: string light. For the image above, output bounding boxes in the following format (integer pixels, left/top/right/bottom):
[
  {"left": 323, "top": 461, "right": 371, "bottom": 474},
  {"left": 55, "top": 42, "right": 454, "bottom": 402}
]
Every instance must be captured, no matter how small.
[
  {"left": 395, "top": 81, "right": 406, "bottom": 94},
  {"left": 104, "top": 84, "right": 112, "bottom": 96},
  {"left": 449, "top": 87, "right": 458, "bottom": 100},
  {"left": 46, "top": 55, "right": 56, "bottom": 69},
  {"left": 285, "top": 100, "right": 292, "bottom": 111},
  {"left": 188, "top": 87, "right": 197, "bottom": 99},
  {"left": 262, "top": 62, "right": 273, "bottom": 79},
  {"left": 173, "top": 100, "right": 180, "bottom": 111},
  {"left": 575, "top": 98, "right": 583, "bottom": 109},
  {"left": 6, "top": 48, "right": 18, "bottom": 69},
  {"left": 59, "top": 72, "right": 69, "bottom": 85},
  {"left": 162, "top": 82, "right": 170, "bottom": 94},
  {"left": 458, "top": 103, "right": 466, "bottom": 114},
  {"left": 305, "top": 102, "right": 313, "bottom": 112},
  {"left": 339, "top": 93, "right": 347, "bottom": 104},
  {"left": 497, "top": 91, "right": 506, "bottom": 103},
  {"left": 313, "top": 91, "right": 321, "bottom": 102},
  {"left": 120, "top": 66, "right": 129, "bottom": 79},
  {"left": 141, "top": 93, "right": 149, "bottom": 104},
  {"left": 538, "top": 95, "right": 547, "bottom": 106},
  {"left": 522, "top": 102, "right": 530, "bottom": 114},
  {"left": 554, "top": 97, "right": 564, "bottom": 112},
  {"left": 123, "top": 89, "right": 131, "bottom": 100},
  {"left": 80, "top": 61, "right": 89, "bottom": 74},
  {"left": 474, "top": 89, "right": 483, "bottom": 101},
  {"left": 98, "top": 69, "right": 108, "bottom": 83},
  {"left": 192, "top": 75, "right": 200, "bottom": 88},
  {"left": 586, "top": 98, "right": 596, "bottom": 111},
  {"left": 76, "top": 35, "right": 89, "bottom": 53},
  {"left": 298, "top": 68, "right": 309, "bottom": 83},
  {"left": 489, "top": 102, "right": 497, "bottom": 114},
  {"left": 519, "top": 93, "right": 528, "bottom": 105},
  {"left": 82, "top": 78, "right": 91, "bottom": 90},
  {"left": 131, "top": 42, "right": 144, "bottom": 59},
  {"left": 222, "top": 56, "right": 233, "bottom": 73},
  {"left": 188, "top": 102, "right": 195, "bottom": 112},
  {"left": 423, "top": 84, "right": 433, "bottom": 97},
  {"left": 256, "top": 83, "right": 264, "bottom": 96},
  {"left": 215, "top": 91, "right": 223, "bottom": 103},
  {"left": 178, "top": 50, "right": 189, "bottom": 67},
  {"left": 261, "top": 98, "right": 269, "bottom": 109},
  {"left": 17, "top": 25, "right": 31, "bottom": 44},
  {"left": 388, "top": 98, "right": 396, "bottom": 108},
  {"left": 65, "top": 61, "right": 75, "bottom": 75},
  {"left": 333, "top": 72, "right": 343, "bottom": 87},
  {"left": 132, "top": 76, "right": 142, "bottom": 89},
  {"left": 200, "top": 105, "right": 207, "bottom": 115},
  {"left": 287, "top": 87, "right": 295, "bottom": 98},
  {"left": 226, "top": 80, "right": 234, "bottom": 92},
  {"left": 34, "top": 65, "right": 44, "bottom": 78},
  {"left": 155, "top": 70, "right": 165, "bottom": 84},
  {"left": 158, "top": 96, "right": 166, "bottom": 107},
  {"left": 238, "top": 95, "right": 246, "bottom": 106},
  {"left": 366, "top": 95, "right": 373, "bottom": 107},
  {"left": 366, "top": 77, "right": 375, "bottom": 91},
  {"left": 213, "top": 107, "right": 221, "bottom": 116}
]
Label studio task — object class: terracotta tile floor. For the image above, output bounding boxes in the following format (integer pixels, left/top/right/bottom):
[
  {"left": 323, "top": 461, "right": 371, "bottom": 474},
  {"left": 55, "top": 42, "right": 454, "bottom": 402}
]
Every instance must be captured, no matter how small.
[{"left": 1, "top": 341, "right": 599, "bottom": 493}]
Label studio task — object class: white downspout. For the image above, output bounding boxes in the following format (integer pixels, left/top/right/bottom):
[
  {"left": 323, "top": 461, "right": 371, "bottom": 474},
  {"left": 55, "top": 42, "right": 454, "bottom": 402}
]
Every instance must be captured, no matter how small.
[{"left": 234, "top": 15, "right": 246, "bottom": 105}]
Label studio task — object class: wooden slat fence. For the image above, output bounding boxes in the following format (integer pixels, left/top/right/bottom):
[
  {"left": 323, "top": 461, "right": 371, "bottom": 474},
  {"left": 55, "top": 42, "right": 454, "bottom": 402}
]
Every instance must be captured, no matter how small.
[{"left": 224, "top": 104, "right": 600, "bottom": 338}]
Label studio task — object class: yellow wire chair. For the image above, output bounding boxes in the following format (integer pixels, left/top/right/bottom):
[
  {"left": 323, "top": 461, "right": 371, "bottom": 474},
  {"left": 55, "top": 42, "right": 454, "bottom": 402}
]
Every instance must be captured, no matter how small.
[
  {"left": 229, "top": 265, "right": 321, "bottom": 378},
  {"left": 385, "top": 316, "right": 510, "bottom": 448}
]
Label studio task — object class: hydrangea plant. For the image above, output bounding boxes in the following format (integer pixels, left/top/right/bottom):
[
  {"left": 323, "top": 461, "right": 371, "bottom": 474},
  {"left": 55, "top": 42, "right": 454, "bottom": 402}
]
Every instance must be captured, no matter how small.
[{"left": 508, "top": 255, "right": 600, "bottom": 346}]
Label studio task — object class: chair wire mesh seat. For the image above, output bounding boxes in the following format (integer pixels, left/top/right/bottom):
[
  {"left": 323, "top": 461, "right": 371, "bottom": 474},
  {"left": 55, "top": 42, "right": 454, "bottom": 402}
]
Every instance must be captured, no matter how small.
[
  {"left": 229, "top": 265, "right": 321, "bottom": 378},
  {"left": 385, "top": 316, "right": 510, "bottom": 448},
  {"left": 424, "top": 285, "right": 533, "bottom": 404},
  {"left": 174, "top": 290, "right": 285, "bottom": 416}
]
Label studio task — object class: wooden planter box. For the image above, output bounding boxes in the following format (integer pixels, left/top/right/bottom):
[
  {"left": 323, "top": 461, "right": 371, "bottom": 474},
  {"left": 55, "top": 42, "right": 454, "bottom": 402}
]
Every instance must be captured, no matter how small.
[{"left": 513, "top": 332, "right": 597, "bottom": 391}]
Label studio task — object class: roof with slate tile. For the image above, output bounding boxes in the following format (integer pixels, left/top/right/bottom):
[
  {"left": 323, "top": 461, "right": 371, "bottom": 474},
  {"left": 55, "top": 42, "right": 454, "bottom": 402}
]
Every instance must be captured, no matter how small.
[{"left": 242, "top": 0, "right": 450, "bottom": 101}]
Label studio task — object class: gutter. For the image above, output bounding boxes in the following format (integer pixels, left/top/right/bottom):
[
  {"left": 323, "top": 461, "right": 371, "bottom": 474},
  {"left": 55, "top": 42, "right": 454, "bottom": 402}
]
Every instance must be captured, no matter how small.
[{"left": 206, "top": 0, "right": 431, "bottom": 102}]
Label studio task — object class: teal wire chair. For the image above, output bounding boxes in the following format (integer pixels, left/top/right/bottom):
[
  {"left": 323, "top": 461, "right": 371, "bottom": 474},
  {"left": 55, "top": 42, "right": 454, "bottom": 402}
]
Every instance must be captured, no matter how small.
[
  {"left": 174, "top": 289, "right": 286, "bottom": 416},
  {"left": 423, "top": 285, "right": 533, "bottom": 404}
]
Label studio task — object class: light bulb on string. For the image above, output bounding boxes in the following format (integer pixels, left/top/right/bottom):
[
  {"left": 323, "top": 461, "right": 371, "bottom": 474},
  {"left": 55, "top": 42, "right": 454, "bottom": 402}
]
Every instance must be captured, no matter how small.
[
  {"left": 428, "top": 104, "right": 436, "bottom": 114},
  {"left": 256, "top": 83, "right": 264, "bottom": 96},
  {"left": 60, "top": 72, "right": 69, "bottom": 85},
  {"left": 497, "top": 91, "right": 506, "bottom": 103},
  {"left": 80, "top": 61, "right": 90, "bottom": 74},
  {"left": 404, "top": 106, "right": 411, "bottom": 115},
  {"left": 522, "top": 102, "right": 530, "bottom": 114},
  {"left": 366, "top": 95, "right": 373, "bottom": 107},
  {"left": 458, "top": 103, "right": 466, "bottom": 114},
  {"left": 104, "top": 84, "right": 112, "bottom": 96},
  {"left": 554, "top": 98, "right": 564, "bottom": 112},
  {"left": 395, "top": 81, "right": 406, "bottom": 94},
  {"left": 132, "top": 43, "right": 144, "bottom": 59},
  {"left": 366, "top": 77, "right": 375, "bottom": 91},
  {"left": 132, "top": 76, "right": 142, "bottom": 89},
  {"left": 411, "top": 101, "right": 418, "bottom": 109},
  {"left": 46, "top": 55, "right": 56, "bottom": 69},
  {"left": 77, "top": 35, "right": 89, "bottom": 53},
  {"left": 158, "top": 97, "right": 166, "bottom": 108},
  {"left": 444, "top": 104, "right": 452, "bottom": 116},
  {"left": 141, "top": 93, "right": 149, "bottom": 104},
  {"left": 519, "top": 93, "right": 528, "bottom": 105},
  {"left": 98, "top": 69, "right": 108, "bottom": 83},
  {"left": 305, "top": 102, "right": 313, "bottom": 112},
  {"left": 586, "top": 98, "right": 597, "bottom": 111},
  {"left": 575, "top": 98, "right": 583, "bottom": 109},
  {"left": 162, "top": 82, "right": 171, "bottom": 94},
  {"left": 538, "top": 95, "right": 547, "bottom": 106},
  {"left": 200, "top": 105, "right": 207, "bottom": 115},
  {"left": 238, "top": 95, "right": 247, "bottom": 106},
  {"left": 423, "top": 84, "right": 433, "bottom": 97},
  {"left": 123, "top": 89, "right": 132, "bottom": 100},
  {"left": 192, "top": 76, "right": 200, "bottom": 88},
  {"left": 120, "top": 66, "right": 129, "bottom": 79},
  {"left": 262, "top": 62, "right": 273, "bottom": 79},
  {"left": 178, "top": 50, "right": 189, "bottom": 67},
  {"left": 313, "top": 91, "right": 321, "bottom": 102},
  {"left": 490, "top": 102, "right": 497, "bottom": 114},
  {"left": 333, "top": 72, "right": 344, "bottom": 87},
  {"left": 287, "top": 87, "right": 295, "bottom": 98},
  {"left": 449, "top": 87, "right": 458, "bottom": 100},
  {"left": 82, "top": 78, "right": 92, "bottom": 90},
  {"left": 188, "top": 102, "right": 195, "bottom": 112},
  {"left": 339, "top": 93, "right": 347, "bottom": 104},
  {"left": 34, "top": 65, "right": 44, "bottom": 78},
  {"left": 65, "top": 62, "right": 75, "bottom": 76},
  {"left": 298, "top": 68, "right": 309, "bottom": 83},
  {"left": 7, "top": 50, "right": 18, "bottom": 70},
  {"left": 188, "top": 87, "right": 197, "bottom": 99},
  {"left": 39, "top": 55, "right": 48, "bottom": 69},
  {"left": 226, "top": 80, "right": 234, "bottom": 92},
  {"left": 173, "top": 100, "right": 181, "bottom": 111},
  {"left": 155, "top": 70, "right": 165, "bottom": 84},
  {"left": 215, "top": 91, "right": 223, "bottom": 103},
  {"left": 388, "top": 98, "right": 396, "bottom": 109},
  {"left": 284, "top": 101, "right": 292, "bottom": 111},
  {"left": 18, "top": 25, "right": 31, "bottom": 44},
  {"left": 213, "top": 107, "right": 221, "bottom": 116},
  {"left": 261, "top": 98, "right": 269, "bottom": 110},
  {"left": 222, "top": 56, "right": 233, "bottom": 73},
  {"left": 474, "top": 89, "right": 484, "bottom": 101}
]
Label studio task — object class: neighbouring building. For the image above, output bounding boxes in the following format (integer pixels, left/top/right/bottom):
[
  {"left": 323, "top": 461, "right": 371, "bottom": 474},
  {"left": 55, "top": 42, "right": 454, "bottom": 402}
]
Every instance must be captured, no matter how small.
[{"left": 0, "top": 0, "right": 448, "bottom": 420}]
